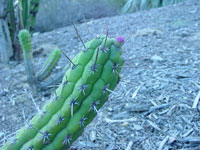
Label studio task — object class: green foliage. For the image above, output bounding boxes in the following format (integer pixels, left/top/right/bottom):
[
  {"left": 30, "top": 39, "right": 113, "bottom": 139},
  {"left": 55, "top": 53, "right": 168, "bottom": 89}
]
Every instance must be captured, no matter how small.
[
  {"left": 18, "top": 29, "right": 63, "bottom": 92},
  {"left": 121, "top": 0, "right": 184, "bottom": 14},
  {"left": 2, "top": 36, "right": 124, "bottom": 150},
  {"left": 18, "top": 29, "right": 36, "bottom": 91},
  {"left": 7, "top": 0, "right": 40, "bottom": 33},
  {"left": 5, "top": 0, "right": 40, "bottom": 61},
  {"left": 21, "top": 0, "right": 41, "bottom": 31}
]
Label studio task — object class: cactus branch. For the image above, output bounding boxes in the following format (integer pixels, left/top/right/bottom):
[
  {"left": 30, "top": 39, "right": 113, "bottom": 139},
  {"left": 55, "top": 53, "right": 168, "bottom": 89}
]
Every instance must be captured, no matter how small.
[
  {"left": 18, "top": 29, "right": 36, "bottom": 91},
  {"left": 19, "top": 29, "right": 64, "bottom": 92},
  {"left": 38, "top": 70, "right": 65, "bottom": 90},
  {"left": 37, "top": 48, "right": 61, "bottom": 81}
]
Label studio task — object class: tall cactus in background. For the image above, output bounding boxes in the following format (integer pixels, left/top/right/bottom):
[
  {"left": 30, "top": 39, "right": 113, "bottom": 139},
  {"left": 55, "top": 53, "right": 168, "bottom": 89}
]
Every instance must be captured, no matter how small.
[
  {"left": 2, "top": 34, "right": 124, "bottom": 150},
  {"left": 0, "top": 0, "right": 40, "bottom": 63},
  {"left": 21, "top": 0, "right": 40, "bottom": 31},
  {"left": 0, "top": 0, "right": 14, "bottom": 64},
  {"left": 7, "top": 0, "right": 16, "bottom": 45}
]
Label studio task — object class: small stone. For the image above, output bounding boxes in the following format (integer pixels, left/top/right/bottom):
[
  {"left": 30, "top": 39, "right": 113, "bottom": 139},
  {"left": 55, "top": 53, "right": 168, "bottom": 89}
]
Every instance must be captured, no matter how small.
[
  {"left": 0, "top": 132, "right": 4, "bottom": 139},
  {"left": 1, "top": 116, "right": 5, "bottom": 121},
  {"left": 90, "top": 130, "right": 96, "bottom": 142},
  {"left": 151, "top": 55, "right": 164, "bottom": 61},
  {"left": 107, "top": 107, "right": 113, "bottom": 112},
  {"left": 121, "top": 122, "right": 129, "bottom": 127},
  {"left": 135, "top": 28, "right": 162, "bottom": 37},
  {"left": 133, "top": 124, "right": 143, "bottom": 130},
  {"left": 180, "top": 31, "right": 189, "bottom": 37}
]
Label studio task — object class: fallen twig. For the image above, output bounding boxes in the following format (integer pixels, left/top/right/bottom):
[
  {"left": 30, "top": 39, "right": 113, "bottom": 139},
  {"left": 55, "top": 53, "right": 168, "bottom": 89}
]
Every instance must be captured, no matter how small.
[
  {"left": 144, "top": 103, "right": 172, "bottom": 116},
  {"left": 147, "top": 120, "right": 161, "bottom": 131},
  {"left": 132, "top": 84, "right": 143, "bottom": 99},
  {"left": 125, "top": 141, "right": 133, "bottom": 150},
  {"left": 192, "top": 90, "right": 200, "bottom": 108},
  {"left": 158, "top": 136, "right": 169, "bottom": 150},
  {"left": 104, "top": 117, "right": 137, "bottom": 123},
  {"left": 176, "top": 137, "right": 200, "bottom": 147}
]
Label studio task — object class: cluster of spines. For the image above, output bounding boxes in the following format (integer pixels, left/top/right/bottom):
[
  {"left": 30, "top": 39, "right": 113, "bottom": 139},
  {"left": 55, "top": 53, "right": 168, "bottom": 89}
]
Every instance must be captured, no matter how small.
[{"left": 3, "top": 35, "right": 123, "bottom": 150}]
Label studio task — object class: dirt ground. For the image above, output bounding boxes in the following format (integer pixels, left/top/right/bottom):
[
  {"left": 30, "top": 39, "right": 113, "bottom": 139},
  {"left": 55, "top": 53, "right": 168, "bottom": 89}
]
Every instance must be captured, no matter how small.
[{"left": 1, "top": 0, "right": 200, "bottom": 149}]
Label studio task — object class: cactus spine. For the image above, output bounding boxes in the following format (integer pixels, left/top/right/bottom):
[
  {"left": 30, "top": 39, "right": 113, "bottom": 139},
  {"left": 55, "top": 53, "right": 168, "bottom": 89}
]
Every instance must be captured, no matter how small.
[{"left": 2, "top": 35, "right": 124, "bottom": 150}]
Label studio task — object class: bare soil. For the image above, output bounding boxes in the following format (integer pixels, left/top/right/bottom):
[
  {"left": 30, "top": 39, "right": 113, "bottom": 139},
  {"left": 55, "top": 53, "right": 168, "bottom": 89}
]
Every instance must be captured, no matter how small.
[{"left": 1, "top": 0, "right": 200, "bottom": 149}]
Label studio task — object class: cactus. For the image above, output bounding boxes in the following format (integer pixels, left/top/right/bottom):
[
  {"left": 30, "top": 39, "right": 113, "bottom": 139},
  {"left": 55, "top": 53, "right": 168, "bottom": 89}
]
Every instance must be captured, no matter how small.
[
  {"left": 29, "top": 0, "right": 40, "bottom": 31},
  {"left": 21, "top": 0, "right": 40, "bottom": 31},
  {"left": 0, "top": 0, "right": 40, "bottom": 63},
  {"left": 37, "top": 48, "right": 61, "bottom": 81},
  {"left": 7, "top": 0, "right": 16, "bottom": 45},
  {"left": 0, "top": 0, "right": 14, "bottom": 64},
  {"left": 18, "top": 29, "right": 63, "bottom": 92},
  {"left": 2, "top": 35, "right": 124, "bottom": 150},
  {"left": 19, "top": 29, "right": 36, "bottom": 88}
]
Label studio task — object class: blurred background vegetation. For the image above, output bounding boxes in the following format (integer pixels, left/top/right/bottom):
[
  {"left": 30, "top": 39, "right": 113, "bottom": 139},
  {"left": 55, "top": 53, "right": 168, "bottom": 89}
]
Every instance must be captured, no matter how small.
[
  {"left": 0, "top": 0, "right": 184, "bottom": 64},
  {"left": 35, "top": 0, "right": 183, "bottom": 32}
]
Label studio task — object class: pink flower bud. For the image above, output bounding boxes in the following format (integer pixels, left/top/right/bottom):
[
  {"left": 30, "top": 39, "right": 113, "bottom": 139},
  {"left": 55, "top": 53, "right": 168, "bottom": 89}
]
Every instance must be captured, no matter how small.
[{"left": 116, "top": 36, "right": 125, "bottom": 45}]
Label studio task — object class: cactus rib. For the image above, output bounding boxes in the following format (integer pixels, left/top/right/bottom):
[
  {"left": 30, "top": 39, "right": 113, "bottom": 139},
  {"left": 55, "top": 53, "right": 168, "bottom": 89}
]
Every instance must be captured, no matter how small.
[{"left": 3, "top": 35, "right": 124, "bottom": 150}]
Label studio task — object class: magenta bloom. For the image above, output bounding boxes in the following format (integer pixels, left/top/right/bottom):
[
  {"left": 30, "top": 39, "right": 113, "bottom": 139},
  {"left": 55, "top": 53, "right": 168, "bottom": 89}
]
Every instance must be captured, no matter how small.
[{"left": 116, "top": 36, "right": 125, "bottom": 45}]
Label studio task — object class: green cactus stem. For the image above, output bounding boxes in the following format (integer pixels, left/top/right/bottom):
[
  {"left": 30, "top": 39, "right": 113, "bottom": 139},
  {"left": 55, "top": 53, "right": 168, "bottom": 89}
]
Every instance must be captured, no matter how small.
[
  {"left": 29, "top": 0, "right": 40, "bottom": 31},
  {"left": 37, "top": 48, "right": 61, "bottom": 81},
  {"left": 7, "top": 0, "right": 16, "bottom": 45},
  {"left": 2, "top": 35, "right": 124, "bottom": 150},
  {"left": 21, "top": 0, "right": 28, "bottom": 29},
  {"left": 18, "top": 29, "right": 63, "bottom": 92},
  {"left": 20, "top": 0, "right": 40, "bottom": 31},
  {"left": 18, "top": 29, "right": 36, "bottom": 89}
]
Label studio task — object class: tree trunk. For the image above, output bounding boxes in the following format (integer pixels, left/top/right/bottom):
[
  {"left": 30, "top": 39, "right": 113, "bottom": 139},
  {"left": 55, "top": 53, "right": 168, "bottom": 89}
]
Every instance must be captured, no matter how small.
[{"left": 0, "top": 0, "right": 13, "bottom": 64}]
